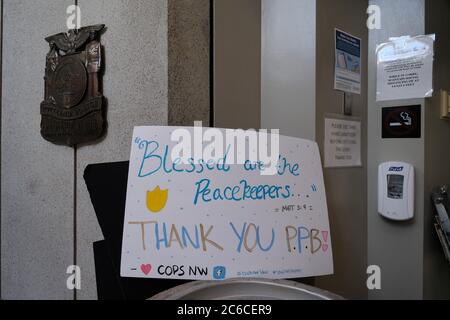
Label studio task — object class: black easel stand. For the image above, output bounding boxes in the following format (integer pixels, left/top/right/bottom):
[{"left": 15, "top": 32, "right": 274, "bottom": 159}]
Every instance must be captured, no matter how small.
[{"left": 84, "top": 162, "right": 188, "bottom": 300}]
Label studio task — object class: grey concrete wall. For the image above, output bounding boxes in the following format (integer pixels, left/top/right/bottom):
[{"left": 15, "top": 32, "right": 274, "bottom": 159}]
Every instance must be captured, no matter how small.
[
  {"left": 213, "top": 0, "right": 261, "bottom": 130},
  {"left": 1, "top": 0, "right": 75, "bottom": 300},
  {"left": 314, "top": 0, "right": 368, "bottom": 300},
  {"left": 261, "top": 0, "right": 316, "bottom": 140},
  {"left": 1, "top": 0, "right": 210, "bottom": 300},
  {"left": 168, "top": 0, "right": 210, "bottom": 127},
  {"left": 423, "top": 0, "right": 450, "bottom": 300},
  {"left": 76, "top": 0, "right": 169, "bottom": 300},
  {"left": 368, "top": 0, "right": 426, "bottom": 300}
]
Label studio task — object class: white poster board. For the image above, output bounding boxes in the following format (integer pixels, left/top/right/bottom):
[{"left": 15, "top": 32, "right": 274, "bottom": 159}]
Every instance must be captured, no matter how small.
[
  {"left": 376, "top": 34, "right": 435, "bottom": 101},
  {"left": 334, "top": 29, "right": 362, "bottom": 95},
  {"left": 324, "top": 117, "right": 361, "bottom": 168},
  {"left": 120, "top": 126, "right": 334, "bottom": 281}
]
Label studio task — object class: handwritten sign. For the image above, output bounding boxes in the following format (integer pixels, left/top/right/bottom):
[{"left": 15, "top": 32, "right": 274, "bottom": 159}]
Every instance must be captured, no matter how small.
[{"left": 121, "top": 126, "right": 333, "bottom": 280}]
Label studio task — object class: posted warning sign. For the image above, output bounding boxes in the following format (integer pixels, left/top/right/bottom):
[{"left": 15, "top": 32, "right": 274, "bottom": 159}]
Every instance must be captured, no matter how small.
[{"left": 376, "top": 34, "right": 435, "bottom": 101}]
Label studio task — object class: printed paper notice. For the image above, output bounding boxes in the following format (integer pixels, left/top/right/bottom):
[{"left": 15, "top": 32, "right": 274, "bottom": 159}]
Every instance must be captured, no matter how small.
[
  {"left": 376, "top": 34, "right": 435, "bottom": 101},
  {"left": 324, "top": 118, "right": 361, "bottom": 168},
  {"left": 334, "top": 29, "right": 362, "bottom": 95}
]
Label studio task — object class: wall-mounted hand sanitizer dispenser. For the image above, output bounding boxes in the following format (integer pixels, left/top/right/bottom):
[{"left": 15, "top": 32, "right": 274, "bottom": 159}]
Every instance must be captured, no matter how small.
[{"left": 378, "top": 162, "right": 414, "bottom": 221}]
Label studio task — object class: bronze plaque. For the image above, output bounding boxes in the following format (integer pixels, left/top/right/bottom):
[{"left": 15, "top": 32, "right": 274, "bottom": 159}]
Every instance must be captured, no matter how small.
[{"left": 41, "top": 24, "right": 106, "bottom": 146}]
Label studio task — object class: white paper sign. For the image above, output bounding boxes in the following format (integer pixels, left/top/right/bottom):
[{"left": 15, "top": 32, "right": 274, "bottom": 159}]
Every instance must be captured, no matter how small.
[
  {"left": 121, "top": 126, "right": 334, "bottom": 281},
  {"left": 376, "top": 34, "right": 435, "bottom": 101},
  {"left": 334, "top": 29, "right": 362, "bottom": 95},
  {"left": 324, "top": 118, "right": 361, "bottom": 168}
]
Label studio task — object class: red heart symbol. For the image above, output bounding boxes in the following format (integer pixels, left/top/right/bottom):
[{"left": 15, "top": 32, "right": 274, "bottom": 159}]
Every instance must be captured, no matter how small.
[
  {"left": 141, "top": 264, "right": 152, "bottom": 275},
  {"left": 322, "top": 244, "right": 329, "bottom": 252}
]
